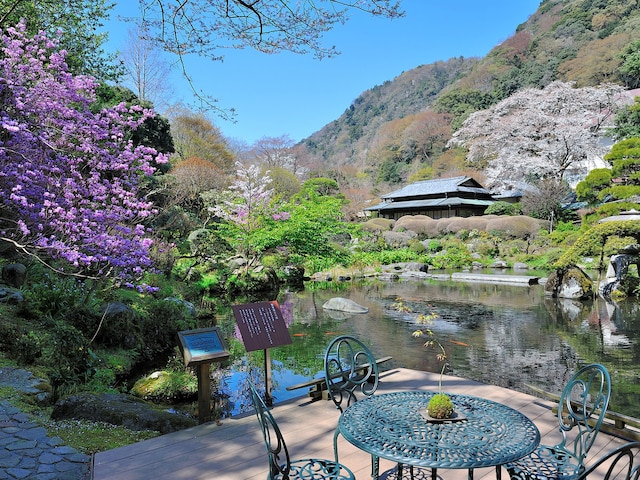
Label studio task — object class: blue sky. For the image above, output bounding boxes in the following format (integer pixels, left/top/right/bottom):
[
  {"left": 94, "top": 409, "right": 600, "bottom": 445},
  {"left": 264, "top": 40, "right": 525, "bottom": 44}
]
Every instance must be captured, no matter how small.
[{"left": 104, "top": 1, "right": 541, "bottom": 145}]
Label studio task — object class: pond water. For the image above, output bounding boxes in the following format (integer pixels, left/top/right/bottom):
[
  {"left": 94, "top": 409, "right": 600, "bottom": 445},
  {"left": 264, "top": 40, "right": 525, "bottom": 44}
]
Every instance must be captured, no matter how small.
[{"left": 213, "top": 275, "right": 640, "bottom": 419}]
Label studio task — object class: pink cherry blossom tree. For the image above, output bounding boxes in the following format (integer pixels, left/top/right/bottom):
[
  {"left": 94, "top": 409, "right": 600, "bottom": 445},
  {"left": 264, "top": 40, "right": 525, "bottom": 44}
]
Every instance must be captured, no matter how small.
[
  {"left": 448, "top": 81, "right": 627, "bottom": 191},
  {"left": 0, "top": 22, "right": 168, "bottom": 286},
  {"left": 213, "top": 162, "right": 289, "bottom": 263}
]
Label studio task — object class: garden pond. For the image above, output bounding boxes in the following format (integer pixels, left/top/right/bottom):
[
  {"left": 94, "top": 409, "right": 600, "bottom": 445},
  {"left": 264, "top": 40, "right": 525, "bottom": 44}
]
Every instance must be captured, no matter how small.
[{"left": 208, "top": 274, "right": 640, "bottom": 419}]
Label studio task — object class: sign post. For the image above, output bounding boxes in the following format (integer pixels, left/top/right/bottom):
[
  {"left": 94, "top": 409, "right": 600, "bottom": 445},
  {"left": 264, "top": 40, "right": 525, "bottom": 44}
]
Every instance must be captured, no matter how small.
[
  {"left": 177, "top": 327, "right": 230, "bottom": 424},
  {"left": 232, "top": 301, "right": 292, "bottom": 405}
]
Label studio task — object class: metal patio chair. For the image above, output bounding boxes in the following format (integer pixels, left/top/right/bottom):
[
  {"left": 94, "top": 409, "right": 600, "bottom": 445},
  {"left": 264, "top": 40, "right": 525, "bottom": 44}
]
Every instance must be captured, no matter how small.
[
  {"left": 324, "top": 335, "right": 379, "bottom": 412},
  {"left": 324, "top": 335, "right": 414, "bottom": 479},
  {"left": 248, "top": 381, "right": 355, "bottom": 480},
  {"left": 576, "top": 441, "right": 640, "bottom": 480},
  {"left": 504, "top": 363, "right": 612, "bottom": 480}
]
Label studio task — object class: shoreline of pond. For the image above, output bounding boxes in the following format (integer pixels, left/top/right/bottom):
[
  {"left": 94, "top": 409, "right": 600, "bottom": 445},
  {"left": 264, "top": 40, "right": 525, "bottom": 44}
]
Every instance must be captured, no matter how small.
[{"left": 308, "top": 262, "right": 551, "bottom": 287}]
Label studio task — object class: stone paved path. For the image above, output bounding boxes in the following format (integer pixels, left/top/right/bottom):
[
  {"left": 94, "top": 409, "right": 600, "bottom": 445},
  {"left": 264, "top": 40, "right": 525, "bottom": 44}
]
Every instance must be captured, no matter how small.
[
  {"left": 0, "top": 367, "right": 91, "bottom": 480},
  {"left": 0, "top": 399, "right": 91, "bottom": 480}
]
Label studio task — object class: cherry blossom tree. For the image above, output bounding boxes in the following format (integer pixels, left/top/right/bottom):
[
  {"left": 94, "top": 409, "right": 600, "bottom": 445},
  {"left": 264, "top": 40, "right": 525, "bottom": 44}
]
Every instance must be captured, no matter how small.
[
  {"left": 213, "top": 162, "right": 289, "bottom": 261},
  {"left": 139, "top": 0, "right": 403, "bottom": 60},
  {"left": 0, "top": 23, "right": 168, "bottom": 285},
  {"left": 448, "top": 81, "right": 627, "bottom": 191}
]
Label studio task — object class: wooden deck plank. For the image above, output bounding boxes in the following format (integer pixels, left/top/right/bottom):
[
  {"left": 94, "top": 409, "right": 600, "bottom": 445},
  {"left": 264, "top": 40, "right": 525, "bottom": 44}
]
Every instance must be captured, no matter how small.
[{"left": 92, "top": 368, "right": 629, "bottom": 480}]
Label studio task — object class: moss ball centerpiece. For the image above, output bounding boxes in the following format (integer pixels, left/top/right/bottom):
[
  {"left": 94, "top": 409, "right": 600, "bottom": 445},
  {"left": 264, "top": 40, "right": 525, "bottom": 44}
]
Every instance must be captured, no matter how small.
[{"left": 426, "top": 393, "right": 454, "bottom": 419}]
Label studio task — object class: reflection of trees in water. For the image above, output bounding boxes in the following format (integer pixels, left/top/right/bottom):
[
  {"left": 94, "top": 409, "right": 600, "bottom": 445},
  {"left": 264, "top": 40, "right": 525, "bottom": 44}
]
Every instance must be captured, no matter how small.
[
  {"left": 218, "top": 280, "right": 640, "bottom": 418},
  {"left": 547, "top": 295, "right": 640, "bottom": 417}
]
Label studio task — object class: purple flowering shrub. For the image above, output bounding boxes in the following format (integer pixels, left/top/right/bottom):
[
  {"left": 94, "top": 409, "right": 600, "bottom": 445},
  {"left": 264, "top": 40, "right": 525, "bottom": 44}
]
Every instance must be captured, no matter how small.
[{"left": 0, "top": 23, "right": 168, "bottom": 284}]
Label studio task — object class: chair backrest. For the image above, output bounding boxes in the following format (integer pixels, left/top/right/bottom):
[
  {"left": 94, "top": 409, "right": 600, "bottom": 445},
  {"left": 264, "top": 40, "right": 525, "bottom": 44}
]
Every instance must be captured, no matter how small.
[
  {"left": 324, "top": 335, "right": 379, "bottom": 412},
  {"left": 576, "top": 442, "right": 640, "bottom": 480},
  {"left": 248, "top": 381, "right": 291, "bottom": 479},
  {"left": 554, "top": 363, "right": 611, "bottom": 463}
]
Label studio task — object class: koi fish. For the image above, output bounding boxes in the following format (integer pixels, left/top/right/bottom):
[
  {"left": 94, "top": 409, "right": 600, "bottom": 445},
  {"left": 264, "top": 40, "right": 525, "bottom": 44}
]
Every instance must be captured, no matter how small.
[{"left": 450, "top": 340, "right": 469, "bottom": 347}]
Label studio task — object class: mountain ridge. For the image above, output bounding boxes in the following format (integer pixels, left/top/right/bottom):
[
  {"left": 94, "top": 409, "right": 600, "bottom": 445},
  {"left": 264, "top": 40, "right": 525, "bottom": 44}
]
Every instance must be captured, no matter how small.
[{"left": 292, "top": 0, "right": 640, "bottom": 202}]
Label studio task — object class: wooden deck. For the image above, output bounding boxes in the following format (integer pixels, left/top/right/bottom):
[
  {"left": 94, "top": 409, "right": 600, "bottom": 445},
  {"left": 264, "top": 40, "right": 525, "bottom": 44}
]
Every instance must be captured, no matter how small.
[{"left": 92, "top": 368, "right": 630, "bottom": 480}]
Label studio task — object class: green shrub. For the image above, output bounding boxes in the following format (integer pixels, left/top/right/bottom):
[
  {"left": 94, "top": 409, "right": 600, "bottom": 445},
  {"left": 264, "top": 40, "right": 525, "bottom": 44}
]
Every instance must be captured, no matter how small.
[
  {"left": 119, "top": 299, "right": 200, "bottom": 362},
  {"left": 549, "top": 228, "right": 581, "bottom": 246},
  {"left": 14, "top": 331, "right": 43, "bottom": 365},
  {"left": 485, "top": 201, "right": 521, "bottom": 216},
  {"left": 429, "top": 247, "right": 473, "bottom": 270},
  {"left": 426, "top": 240, "right": 441, "bottom": 252},
  {"left": 409, "top": 240, "right": 426, "bottom": 254},
  {"left": 468, "top": 236, "right": 499, "bottom": 257},
  {"left": 486, "top": 216, "right": 546, "bottom": 239},
  {"left": 518, "top": 249, "right": 564, "bottom": 270},
  {"left": 24, "top": 274, "right": 99, "bottom": 319},
  {"left": 43, "top": 320, "right": 92, "bottom": 394},
  {"left": 350, "top": 248, "right": 425, "bottom": 267}
]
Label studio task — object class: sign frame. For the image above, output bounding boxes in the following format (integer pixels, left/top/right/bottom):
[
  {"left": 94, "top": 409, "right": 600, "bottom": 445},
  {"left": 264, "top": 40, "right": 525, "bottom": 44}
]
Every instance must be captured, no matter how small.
[{"left": 177, "top": 326, "right": 230, "bottom": 367}]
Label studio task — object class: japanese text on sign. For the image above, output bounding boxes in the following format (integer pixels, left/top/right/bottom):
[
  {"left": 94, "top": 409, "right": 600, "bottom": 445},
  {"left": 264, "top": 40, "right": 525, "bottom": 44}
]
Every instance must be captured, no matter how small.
[{"left": 232, "top": 301, "right": 292, "bottom": 352}]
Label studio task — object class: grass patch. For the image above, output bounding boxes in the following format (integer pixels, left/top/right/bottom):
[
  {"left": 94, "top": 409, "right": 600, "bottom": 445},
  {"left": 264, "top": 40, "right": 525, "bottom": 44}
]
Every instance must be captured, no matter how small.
[
  {"left": 0, "top": 384, "right": 159, "bottom": 454},
  {"left": 42, "top": 419, "right": 159, "bottom": 454}
]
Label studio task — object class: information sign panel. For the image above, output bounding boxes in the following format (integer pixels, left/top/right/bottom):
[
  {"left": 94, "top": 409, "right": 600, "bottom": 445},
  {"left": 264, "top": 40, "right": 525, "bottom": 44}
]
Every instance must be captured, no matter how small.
[
  {"left": 177, "top": 327, "right": 230, "bottom": 367},
  {"left": 232, "top": 301, "right": 292, "bottom": 352}
]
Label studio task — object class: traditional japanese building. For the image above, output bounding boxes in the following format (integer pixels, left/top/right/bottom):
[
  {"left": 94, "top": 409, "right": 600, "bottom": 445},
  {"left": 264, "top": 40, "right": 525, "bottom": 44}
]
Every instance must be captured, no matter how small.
[{"left": 366, "top": 176, "right": 496, "bottom": 220}]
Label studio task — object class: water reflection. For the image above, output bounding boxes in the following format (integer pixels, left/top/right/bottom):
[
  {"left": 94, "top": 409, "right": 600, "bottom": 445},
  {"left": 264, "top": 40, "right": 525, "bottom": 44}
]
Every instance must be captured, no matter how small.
[{"left": 218, "top": 278, "right": 640, "bottom": 418}]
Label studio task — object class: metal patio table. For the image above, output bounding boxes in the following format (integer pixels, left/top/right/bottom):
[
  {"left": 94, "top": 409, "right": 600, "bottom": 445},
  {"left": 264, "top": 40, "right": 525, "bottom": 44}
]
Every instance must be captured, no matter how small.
[{"left": 337, "top": 391, "right": 540, "bottom": 480}]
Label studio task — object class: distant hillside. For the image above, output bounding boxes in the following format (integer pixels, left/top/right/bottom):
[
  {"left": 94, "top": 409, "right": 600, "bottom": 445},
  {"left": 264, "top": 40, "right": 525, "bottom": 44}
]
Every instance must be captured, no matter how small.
[
  {"left": 294, "top": 0, "right": 640, "bottom": 198},
  {"left": 301, "top": 57, "right": 478, "bottom": 164}
]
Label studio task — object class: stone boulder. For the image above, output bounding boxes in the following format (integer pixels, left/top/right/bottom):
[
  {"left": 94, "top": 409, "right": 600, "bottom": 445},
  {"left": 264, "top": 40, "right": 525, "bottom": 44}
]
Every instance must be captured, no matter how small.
[
  {"left": 545, "top": 266, "right": 594, "bottom": 300},
  {"left": 163, "top": 297, "right": 197, "bottom": 317},
  {"left": 51, "top": 392, "right": 197, "bottom": 434},
  {"left": 280, "top": 264, "right": 306, "bottom": 287},
  {"left": 2, "top": 263, "right": 27, "bottom": 288},
  {"left": 322, "top": 297, "right": 368, "bottom": 314},
  {"left": 0, "top": 285, "right": 24, "bottom": 304},
  {"left": 382, "top": 230, "right": 417, "bottom": 248}
]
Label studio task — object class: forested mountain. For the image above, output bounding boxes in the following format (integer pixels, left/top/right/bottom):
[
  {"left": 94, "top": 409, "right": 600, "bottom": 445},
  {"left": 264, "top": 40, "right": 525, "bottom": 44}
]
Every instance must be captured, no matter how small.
[{"left": 293, "top": 0, "right": 640, "bottom": 201}]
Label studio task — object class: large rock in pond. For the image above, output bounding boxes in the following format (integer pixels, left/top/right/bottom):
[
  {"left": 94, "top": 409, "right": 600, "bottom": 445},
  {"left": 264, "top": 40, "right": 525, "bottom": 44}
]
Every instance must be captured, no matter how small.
[
  {"left": 322, "top": 297, "right": 368, "bottom": 314},
  {"left": 51, "top": 392, "right": 197, "bottom": 434},
  {"left": 545, "top": 266, "right": 594, "bottom": 300}
]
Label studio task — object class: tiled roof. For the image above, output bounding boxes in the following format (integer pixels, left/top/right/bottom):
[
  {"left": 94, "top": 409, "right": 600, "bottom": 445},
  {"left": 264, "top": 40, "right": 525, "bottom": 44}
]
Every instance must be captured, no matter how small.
[
  {"left": 365, "top": 197, "right": 495, "bottom": 211},
  {"left": 381, "top": 176, "right": 489, "bottom": 200}
]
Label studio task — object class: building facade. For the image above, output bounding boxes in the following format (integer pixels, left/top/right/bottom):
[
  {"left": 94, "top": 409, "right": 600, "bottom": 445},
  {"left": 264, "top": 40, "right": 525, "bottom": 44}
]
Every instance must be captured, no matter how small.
[{"left": 366, "top": 176, "right": 496, "bottom": 220}]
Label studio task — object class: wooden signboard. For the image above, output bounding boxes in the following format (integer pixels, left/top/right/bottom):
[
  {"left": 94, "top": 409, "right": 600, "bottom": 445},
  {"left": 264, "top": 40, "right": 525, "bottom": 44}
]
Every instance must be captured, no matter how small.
[
  {"left": 232, "top": 301, "right": 291, "bottom": 405},
  {"left": 232, "top": 301, "right": 292, "bottom": 351}
]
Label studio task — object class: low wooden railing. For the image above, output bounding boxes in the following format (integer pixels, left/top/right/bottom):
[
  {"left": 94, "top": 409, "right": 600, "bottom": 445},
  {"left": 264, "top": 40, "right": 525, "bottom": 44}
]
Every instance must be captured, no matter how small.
[
  {"left": 526, "top": 384, "right": 640, "bottom": 442},
  {"left": 285, "top": 356, "right": 393, "bottom": 401}
]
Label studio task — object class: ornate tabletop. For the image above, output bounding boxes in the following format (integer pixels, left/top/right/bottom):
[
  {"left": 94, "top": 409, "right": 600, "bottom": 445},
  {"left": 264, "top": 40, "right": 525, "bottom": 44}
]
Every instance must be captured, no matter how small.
[{"left": 338, "top": 391, "right": 540, "bottom": 473}]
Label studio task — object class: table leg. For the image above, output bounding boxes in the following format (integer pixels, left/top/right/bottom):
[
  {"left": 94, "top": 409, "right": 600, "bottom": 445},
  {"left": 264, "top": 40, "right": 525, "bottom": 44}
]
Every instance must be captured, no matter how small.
[
  {"left": 371, "top": 454, "right": 379, "bottom": 479},
  {"left": 432, "top": 468, "right": 437, "bottom": 480},
  {"left": 467, "top": 468, "right": 474, "bottom": 480},
  {"left": 496, "top": 466, "right": 502, "bottom": 480}
]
